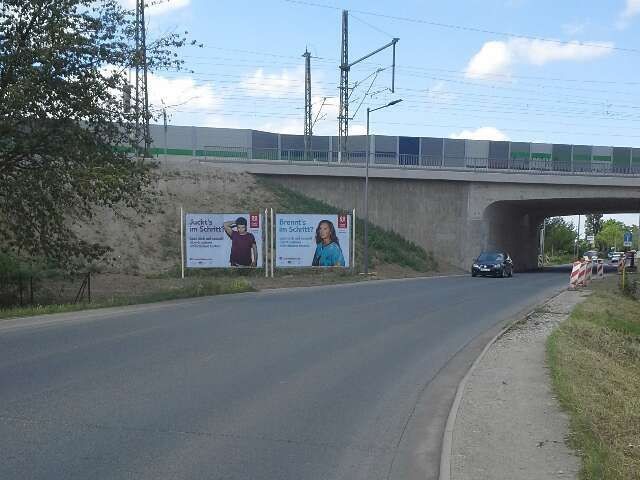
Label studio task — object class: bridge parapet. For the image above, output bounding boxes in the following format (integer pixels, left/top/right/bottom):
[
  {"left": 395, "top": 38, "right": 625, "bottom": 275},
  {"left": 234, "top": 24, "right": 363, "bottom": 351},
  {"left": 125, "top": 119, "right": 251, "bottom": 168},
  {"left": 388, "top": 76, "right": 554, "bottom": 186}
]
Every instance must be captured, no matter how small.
[{"left": 187, "top": 145, "right": 640, "bottom": 178}]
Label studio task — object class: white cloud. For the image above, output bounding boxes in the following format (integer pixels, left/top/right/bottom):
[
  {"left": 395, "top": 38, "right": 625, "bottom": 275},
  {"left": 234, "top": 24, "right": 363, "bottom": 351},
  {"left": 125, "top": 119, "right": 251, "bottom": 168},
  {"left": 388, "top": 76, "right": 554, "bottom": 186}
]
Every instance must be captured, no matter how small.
[
  {"left": 147, "top": 72, "right": 221, "bottom": 113},
  {"left": 465, "top": 41, "right": 513, "bottom": 79},
  {"left": 349, "top": 124, "right": 367, "bottom": 135},
  {"left": 465, "top": 38, "right": 613, "bottom": 79},
  {"left": 449, "top": 127, "right": 510, "bottom": 141},
  {"left": 119, "top": 0, "right": 190, "bottom": 16},
  {"left": 618, "top": 0, "right": 640, "bottom": 28},
  {"left": 257, "top": 120, "right": 302, "bottom": 135},
  {"left": 242, "top": 67, "right": 304, "bottom": 98}
]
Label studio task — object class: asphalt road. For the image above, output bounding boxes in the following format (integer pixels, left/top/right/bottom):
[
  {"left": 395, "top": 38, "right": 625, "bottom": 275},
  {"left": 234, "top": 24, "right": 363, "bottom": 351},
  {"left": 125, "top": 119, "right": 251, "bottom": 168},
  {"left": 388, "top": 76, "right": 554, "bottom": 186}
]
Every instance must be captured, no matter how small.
[{"left": 0, "top": 270, "right": 570, "bottom": 480}]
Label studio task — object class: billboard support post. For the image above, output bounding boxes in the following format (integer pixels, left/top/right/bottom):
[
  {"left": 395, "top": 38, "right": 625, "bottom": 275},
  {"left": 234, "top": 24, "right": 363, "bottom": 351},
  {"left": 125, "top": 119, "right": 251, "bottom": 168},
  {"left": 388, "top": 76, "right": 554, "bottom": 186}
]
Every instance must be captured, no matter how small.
[
  {"left": 265, "top": 208, "right": 268, "bottom": 278},
  {"left": 180, "top": 205, "right": 185, "bottom": 279},
  {"left": 352, "top": 208, "right": 356, "bottom": 274},
  {"left": 270, "top": 208, "right": 275, "bottom": 278}
]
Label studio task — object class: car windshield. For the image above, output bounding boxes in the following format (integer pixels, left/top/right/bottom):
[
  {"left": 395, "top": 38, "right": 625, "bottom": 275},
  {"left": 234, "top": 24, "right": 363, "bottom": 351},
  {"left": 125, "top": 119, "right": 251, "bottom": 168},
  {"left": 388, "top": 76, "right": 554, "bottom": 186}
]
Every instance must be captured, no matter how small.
[{"left": 477, "top": 253, "right": 503, "bottom": 262}]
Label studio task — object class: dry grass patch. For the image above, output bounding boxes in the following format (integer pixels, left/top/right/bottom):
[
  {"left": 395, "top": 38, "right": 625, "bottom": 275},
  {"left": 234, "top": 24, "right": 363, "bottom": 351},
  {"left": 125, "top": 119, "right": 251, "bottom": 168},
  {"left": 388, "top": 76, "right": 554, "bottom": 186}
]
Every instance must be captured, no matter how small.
[{"left": 547, "top": 277, "right": 640, "bottom": 479}]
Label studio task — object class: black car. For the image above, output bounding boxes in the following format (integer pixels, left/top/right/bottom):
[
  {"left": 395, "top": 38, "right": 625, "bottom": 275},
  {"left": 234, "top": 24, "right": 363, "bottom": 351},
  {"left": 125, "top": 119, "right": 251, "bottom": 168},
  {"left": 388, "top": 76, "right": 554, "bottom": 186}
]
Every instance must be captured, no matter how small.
[{"left": 472, "top": 251, "right": 513, "bottom": 277}]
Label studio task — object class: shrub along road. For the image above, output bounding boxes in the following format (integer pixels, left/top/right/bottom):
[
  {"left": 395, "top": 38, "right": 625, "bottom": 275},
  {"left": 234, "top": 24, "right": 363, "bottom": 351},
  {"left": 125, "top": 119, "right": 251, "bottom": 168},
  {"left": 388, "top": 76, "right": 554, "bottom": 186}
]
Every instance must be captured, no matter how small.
[{"left": 0, "top": 270, "right": 569, "bottom": 480}]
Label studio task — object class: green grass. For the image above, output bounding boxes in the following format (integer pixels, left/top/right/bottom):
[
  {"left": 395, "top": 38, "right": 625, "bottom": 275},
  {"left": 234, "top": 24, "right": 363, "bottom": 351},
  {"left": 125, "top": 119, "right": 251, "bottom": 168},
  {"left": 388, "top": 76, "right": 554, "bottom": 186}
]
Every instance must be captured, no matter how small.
[
  {"left": 0, "top": 278, "right": 254, "bottom": 320},
  {"left": 547, "top": 277, "right": 640, "bottom": 479},
  {"left": 261, "top": 180, "right": 437, "bottom": 272},
  {"left": 546, "top": 253, "right": 577, "bottom": 265}
]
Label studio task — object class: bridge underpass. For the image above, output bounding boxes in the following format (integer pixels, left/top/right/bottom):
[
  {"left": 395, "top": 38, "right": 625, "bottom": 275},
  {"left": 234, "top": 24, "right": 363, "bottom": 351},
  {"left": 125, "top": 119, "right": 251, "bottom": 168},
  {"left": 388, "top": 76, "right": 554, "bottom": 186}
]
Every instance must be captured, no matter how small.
[{"left": 483, "top": 197, "right": 640, "bottom": 271}]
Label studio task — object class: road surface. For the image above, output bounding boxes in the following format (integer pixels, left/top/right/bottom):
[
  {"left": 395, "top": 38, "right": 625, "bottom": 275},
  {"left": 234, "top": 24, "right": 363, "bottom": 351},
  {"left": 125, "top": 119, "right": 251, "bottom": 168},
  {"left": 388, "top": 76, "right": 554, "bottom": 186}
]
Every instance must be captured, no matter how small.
[{"left": 0, "top": 270, "right": 569, "bottom": 480}]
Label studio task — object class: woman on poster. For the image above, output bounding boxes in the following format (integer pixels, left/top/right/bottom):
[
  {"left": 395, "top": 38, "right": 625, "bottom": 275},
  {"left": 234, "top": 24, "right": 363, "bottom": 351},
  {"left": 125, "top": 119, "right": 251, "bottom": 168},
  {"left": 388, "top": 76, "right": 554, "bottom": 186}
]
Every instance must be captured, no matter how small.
[{"left": 312, "top": 219, "right": 345, "bottom": 267}]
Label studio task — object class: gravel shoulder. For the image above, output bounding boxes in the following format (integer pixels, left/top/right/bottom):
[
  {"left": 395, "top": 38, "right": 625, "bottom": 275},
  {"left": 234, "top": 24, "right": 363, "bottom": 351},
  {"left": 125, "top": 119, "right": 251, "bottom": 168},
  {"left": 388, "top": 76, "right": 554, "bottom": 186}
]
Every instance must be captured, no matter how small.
[{"left": 449, "top": 289, "right": 590, "bottom": 480}]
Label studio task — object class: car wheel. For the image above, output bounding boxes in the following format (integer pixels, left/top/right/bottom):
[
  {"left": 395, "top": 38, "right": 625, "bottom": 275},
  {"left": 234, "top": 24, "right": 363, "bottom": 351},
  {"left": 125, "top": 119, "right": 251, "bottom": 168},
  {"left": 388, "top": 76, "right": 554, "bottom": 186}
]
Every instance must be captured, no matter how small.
[{"left": 471, "top": 272, "right": 477, "bottom": 277}]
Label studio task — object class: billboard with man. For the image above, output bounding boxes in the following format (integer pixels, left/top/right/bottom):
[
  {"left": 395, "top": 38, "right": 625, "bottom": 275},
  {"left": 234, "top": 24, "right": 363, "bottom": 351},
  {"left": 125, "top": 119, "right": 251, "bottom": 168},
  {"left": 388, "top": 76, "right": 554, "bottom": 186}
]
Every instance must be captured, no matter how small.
[
  {"left": 186, "top": 213, "right": 263, "bottom": 268},
  {"left": 276, "top": 213, "right": 351, "bottom": 267}
]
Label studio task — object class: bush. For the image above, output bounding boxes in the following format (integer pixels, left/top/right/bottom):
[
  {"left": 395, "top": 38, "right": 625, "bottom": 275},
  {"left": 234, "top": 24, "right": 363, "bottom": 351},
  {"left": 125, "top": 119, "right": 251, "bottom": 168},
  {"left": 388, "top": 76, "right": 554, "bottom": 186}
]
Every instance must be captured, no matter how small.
[
  {"left": 619, "top": 277, "right": 638, "bottom": 299},
  {"left": 0, "top": 252, "right": 37, "bottom": 307}
]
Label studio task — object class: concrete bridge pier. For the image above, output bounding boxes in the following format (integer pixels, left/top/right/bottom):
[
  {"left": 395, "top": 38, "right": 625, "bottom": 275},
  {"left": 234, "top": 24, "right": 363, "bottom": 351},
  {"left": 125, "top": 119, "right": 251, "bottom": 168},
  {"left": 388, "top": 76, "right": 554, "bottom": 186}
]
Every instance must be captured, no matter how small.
[{"left": 482, "top": 203, "right": 543, "bottom": 271}]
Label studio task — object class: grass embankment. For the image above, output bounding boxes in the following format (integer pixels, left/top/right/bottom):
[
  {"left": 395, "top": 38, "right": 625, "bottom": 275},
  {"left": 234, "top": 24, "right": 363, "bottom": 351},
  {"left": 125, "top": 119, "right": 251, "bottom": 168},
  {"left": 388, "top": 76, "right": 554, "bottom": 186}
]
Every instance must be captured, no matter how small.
[
  {"left": 1, "top": 181, "right": 437, "bottom": 319},
  {"left": 0, "top": 278, "right": 253, "bottom": 320},
  {"left": 263, "top": 180, "right": 437, "bottom": 273},
  {"left": 547, "top": 276, "right": 640, "bottom": 479}
]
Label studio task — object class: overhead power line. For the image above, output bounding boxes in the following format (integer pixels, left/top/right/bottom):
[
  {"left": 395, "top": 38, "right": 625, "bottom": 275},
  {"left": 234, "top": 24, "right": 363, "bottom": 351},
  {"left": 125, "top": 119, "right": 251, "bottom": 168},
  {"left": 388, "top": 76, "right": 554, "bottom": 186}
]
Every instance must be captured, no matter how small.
[{"left": 284, "top": 0, "right": 640, "bottom": 54}]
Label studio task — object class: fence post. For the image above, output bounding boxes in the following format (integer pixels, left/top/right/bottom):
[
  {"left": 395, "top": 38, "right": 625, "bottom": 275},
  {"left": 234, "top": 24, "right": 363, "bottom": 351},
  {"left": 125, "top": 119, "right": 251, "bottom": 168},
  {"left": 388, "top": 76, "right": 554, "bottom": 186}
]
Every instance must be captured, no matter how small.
[{"left": 277, "top": 135, "right": 282, "bottom": 161}]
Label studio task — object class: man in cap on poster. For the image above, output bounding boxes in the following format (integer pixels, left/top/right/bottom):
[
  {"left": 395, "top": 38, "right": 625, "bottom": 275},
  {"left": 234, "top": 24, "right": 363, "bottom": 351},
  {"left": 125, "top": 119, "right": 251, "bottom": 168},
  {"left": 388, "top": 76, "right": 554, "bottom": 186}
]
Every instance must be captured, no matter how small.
[{"left": 223, "top": 217, "right": 257, "bottom": 267}]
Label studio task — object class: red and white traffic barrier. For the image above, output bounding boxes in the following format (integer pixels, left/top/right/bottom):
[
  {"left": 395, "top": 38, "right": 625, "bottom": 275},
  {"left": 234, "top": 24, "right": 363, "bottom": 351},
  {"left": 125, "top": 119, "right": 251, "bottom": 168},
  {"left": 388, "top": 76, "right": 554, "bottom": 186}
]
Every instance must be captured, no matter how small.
[
  {"left": 569, "top": 261, "right": 583, "bottom": 289},
  {"left": 586, "top": 260, "right": 593, "bottom": 283},
  {"left": 596, "top": 259, "right": 604, "bottom": 279},
  {"left": 578, "top": 261, "right": 588, "bottom": 287}
]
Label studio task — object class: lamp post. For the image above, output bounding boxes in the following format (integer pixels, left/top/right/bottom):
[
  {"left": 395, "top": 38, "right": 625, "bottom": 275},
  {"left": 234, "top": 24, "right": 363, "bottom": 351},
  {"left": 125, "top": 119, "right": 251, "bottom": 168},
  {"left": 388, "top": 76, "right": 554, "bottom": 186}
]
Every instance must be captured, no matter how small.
[{"left": 363, "top": 99, "right": 402, "bottom": 274}]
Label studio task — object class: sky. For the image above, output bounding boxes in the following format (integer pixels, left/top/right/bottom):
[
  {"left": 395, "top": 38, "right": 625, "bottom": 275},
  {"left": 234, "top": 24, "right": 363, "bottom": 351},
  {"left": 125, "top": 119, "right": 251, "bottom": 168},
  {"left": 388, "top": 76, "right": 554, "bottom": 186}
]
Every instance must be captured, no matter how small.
[{"left": 125, "top": 0, "right": 640, "bottom": 231}]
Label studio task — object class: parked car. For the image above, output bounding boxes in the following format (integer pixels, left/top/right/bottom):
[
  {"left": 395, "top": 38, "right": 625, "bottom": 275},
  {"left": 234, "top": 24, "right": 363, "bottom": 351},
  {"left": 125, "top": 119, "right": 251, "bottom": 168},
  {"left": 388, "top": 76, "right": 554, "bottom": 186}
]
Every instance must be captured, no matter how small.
[
  {"left": 472, "top": 251, "right": 513, "bottom": 277},
  {"left": 611, "top": 253, "right": 622, "bottom": 264},
  {"left": 583, "top": 250, "right": 598, "bottom": 261}
]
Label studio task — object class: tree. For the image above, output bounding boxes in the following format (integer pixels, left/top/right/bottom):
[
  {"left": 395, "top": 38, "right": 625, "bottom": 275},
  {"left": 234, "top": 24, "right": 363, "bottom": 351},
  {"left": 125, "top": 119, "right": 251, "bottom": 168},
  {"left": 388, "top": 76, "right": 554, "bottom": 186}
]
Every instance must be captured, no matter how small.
[
  {"left": 584, "top": 213, "right": 604, "bottom": 237},
  {"left": 0, "top": 0, "right": 193, "bottom": 267},
  {"left": 544, "top": 217, "right": 576, "bottom": 256},
  {"left": 595, "top": 219, "right": 625, "bottom": 252}
]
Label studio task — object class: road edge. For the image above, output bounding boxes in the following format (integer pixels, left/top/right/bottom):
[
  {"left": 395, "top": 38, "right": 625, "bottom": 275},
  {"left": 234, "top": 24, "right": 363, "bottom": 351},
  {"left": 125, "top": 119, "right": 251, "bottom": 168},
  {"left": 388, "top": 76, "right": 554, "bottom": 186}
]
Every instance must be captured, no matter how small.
[{"left": 438, "top": 286, "right": 568, "bottom": 480}]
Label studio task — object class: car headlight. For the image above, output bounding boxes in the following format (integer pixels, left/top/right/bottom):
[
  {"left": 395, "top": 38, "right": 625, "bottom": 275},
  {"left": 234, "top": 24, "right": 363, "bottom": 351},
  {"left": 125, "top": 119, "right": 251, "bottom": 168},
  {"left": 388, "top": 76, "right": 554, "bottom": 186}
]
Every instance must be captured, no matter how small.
[{"left": 473, "top": 263, "right": 479, "bottom": 268}]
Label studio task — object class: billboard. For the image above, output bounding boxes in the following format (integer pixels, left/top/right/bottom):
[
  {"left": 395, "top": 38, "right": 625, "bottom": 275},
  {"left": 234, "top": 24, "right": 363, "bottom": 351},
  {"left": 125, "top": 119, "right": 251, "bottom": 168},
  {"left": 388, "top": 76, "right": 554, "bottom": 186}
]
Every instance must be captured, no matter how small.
[
  {"left": 185, "top": 213, "right": 263, "bottom": 268},
  {"left": 276, "top": 213, "right": 351, "bottom": 267}
]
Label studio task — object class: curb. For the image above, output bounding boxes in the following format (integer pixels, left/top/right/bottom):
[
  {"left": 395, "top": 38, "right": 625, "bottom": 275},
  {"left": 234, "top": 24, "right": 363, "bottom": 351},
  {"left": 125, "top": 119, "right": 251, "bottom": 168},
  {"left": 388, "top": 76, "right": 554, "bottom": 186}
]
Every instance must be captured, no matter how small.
[{"left": 438, "top": 287, "right": 567, "bottom": 480}]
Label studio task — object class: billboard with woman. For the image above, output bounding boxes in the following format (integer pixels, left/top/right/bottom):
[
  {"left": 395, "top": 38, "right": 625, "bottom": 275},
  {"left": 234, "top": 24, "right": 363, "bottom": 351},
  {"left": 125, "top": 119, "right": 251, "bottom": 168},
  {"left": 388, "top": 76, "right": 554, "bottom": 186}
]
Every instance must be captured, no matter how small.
[{"left": 275, "top": 214, "right": 351, "bottom": 267}]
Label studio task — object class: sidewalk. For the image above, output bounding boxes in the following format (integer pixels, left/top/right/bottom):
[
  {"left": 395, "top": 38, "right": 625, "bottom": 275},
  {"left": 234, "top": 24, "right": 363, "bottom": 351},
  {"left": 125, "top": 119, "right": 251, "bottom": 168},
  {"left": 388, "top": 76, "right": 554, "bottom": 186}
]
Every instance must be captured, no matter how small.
[{"left": 446, "top": 290, "right": 589, "bottom": 480}]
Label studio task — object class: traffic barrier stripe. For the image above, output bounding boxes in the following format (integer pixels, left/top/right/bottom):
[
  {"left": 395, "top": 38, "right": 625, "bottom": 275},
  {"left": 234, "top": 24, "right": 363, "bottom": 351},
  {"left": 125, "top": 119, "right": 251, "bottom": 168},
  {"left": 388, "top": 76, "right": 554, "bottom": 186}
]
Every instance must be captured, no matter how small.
[
  {"left": 569, "top": 261, "right": 582, "bottom": 289},
  {"left": 597, "top": 260, "right": 604, "bottom": 279}
]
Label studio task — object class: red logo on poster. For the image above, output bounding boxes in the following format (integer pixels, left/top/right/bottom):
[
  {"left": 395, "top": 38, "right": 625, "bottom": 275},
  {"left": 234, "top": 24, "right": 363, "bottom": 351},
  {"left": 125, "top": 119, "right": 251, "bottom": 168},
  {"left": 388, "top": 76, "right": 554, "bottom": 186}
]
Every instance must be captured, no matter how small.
[
  {"left": 250, "top": 213, "right": 260, "bottom": 228},
  {"left": 338, "top": 214, "right": 347, "bottom": 229}
]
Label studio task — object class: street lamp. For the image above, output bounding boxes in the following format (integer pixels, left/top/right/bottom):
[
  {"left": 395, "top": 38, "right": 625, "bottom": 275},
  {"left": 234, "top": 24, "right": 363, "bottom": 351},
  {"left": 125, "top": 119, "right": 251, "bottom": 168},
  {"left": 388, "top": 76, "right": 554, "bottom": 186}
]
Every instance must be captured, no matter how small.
[{"left": 363, "top": 99, "right": 402, "bottom": 274}]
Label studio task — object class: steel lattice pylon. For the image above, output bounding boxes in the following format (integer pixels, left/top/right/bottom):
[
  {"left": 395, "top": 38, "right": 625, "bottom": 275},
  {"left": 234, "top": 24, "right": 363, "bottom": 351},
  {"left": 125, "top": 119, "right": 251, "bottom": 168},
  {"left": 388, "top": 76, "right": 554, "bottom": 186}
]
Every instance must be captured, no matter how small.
[
  {"left": 303, "top": 49, "right": 312, "bottom": 161},
  {"left": 338, "top": 10, "right": 349, "bottom": 163}
]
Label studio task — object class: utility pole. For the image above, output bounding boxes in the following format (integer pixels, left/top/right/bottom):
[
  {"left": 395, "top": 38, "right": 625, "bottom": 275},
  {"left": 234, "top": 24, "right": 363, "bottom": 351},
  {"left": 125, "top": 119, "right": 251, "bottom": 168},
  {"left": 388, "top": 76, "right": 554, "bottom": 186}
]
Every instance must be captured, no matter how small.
[
  {"left": 163, "top": 106, "right": 168, "bottom": 160},
  {"left": 338, "top": 10, "right": 349, "bottom": 163},
  {"left": 134, "top": 0, "right": 140, "bottom": 155},
  {"left": 337, "top": 9, "right": 399, "bottom": 164},
  {"left": 575, "top": 214, "right": 581, "bottom": 258},
  {"left": 540, "top": 220, "right": 545, "bottom": 266},
  {"left": 303, "top": 49, "right": 312, "bottom": 161},
  {"left": 140, "top": 0, "right": 150, "bottom": 157}
]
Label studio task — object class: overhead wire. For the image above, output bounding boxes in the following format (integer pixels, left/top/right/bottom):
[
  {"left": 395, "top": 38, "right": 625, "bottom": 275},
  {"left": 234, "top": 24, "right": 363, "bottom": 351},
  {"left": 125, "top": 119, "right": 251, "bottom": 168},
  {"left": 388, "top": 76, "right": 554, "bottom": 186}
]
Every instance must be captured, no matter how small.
[{"left": 283, "top": 0, "right": 640, "bottom": 54}]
